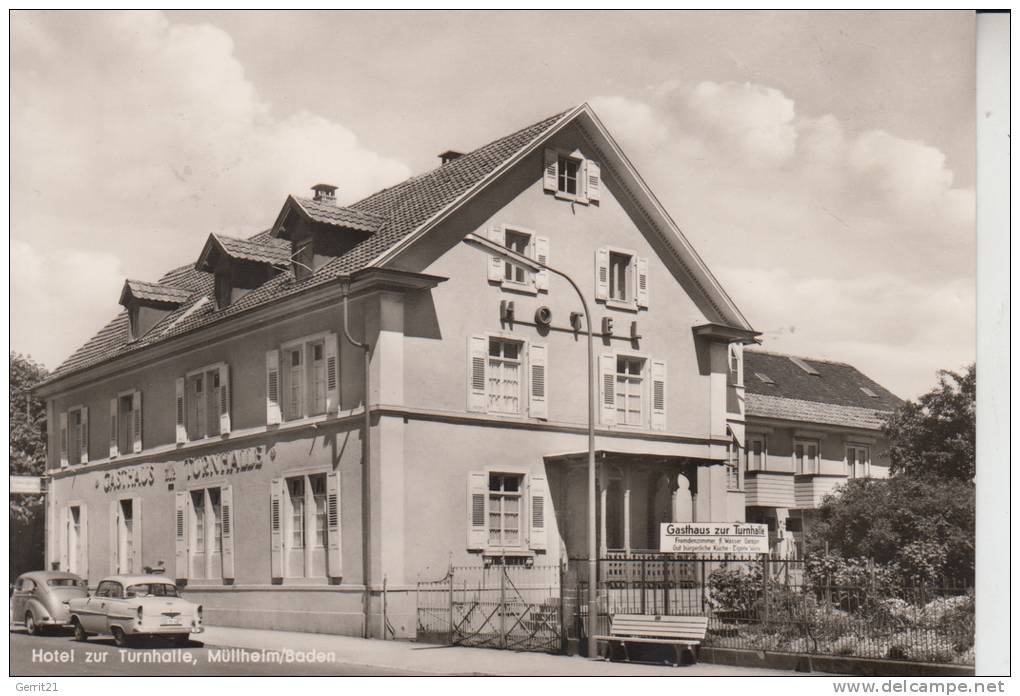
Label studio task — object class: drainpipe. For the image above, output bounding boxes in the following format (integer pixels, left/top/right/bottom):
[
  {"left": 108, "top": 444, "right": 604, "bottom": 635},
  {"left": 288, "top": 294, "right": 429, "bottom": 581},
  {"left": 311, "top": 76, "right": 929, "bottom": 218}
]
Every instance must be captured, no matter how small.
[{"left": 340, "top": 281, "right": 372, "bottom": 639}]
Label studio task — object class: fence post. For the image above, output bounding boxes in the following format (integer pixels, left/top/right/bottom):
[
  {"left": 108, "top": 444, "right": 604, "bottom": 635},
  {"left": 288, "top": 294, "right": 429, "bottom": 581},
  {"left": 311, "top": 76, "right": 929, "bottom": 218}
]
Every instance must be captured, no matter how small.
[
  {"left": 447, "top": 564, "right": 454, "bottom": 643},
  {"left": 761, "top": 553, "right": 769, "bottom": 626},
  {"left": 640, "top": 558, "right": 646, "bottom": 614},
  {"left": 700, "top": 560, "right": 706, "bottom": 614},
  {"left": 499, "top": 562, "right": 507, "bottom": 649}
]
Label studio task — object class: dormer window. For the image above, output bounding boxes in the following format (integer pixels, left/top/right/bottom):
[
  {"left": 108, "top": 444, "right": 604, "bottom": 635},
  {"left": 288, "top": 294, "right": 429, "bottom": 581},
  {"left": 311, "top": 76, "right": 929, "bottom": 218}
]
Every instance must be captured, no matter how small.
[
  {"left": 195, "top": 233, "right": 288, "bottom": 310},
  {"left": 119, "top": 280, "right": 191, "bottom": 342},
  {"left": 293, "top": 239, "right": 314, "bottom": 281}
]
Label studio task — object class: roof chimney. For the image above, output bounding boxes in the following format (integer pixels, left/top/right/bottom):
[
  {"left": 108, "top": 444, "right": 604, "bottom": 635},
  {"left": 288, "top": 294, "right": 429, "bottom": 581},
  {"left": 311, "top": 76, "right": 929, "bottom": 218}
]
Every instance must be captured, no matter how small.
[
  {"left": 311, "top": 183, "right": 338, "bottom": 205},
  {"left": 439, "top": 150, "right": 463, "bottom": 165}
]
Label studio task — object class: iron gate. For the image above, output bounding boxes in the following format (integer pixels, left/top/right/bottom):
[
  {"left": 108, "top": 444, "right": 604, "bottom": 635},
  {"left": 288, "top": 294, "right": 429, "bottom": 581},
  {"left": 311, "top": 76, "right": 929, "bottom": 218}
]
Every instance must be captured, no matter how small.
[{"left": 416, "top": 562, "right": 562, "bottom": 653}]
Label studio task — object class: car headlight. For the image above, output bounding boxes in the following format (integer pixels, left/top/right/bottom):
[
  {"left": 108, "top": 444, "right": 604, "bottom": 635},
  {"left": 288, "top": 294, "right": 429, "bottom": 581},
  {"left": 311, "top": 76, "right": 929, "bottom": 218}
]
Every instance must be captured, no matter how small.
[{"left": 137, "top": 606, "right": 143, "bottom": 621}]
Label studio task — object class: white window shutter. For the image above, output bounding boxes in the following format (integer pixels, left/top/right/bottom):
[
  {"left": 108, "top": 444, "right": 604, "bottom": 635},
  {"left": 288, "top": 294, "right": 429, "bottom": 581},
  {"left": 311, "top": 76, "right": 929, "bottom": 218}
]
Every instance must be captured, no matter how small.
[
  {"left": 467, "top": 470, "right": 488, "bottom": 551},
  {"left": 219, "top": 364, "right": 232, "bottom": 434},
  {"left": 266, "top": 349, "right": 282, "bottom": 425},
  {"left": 326, "top": 471, "right": 342, "bottom": 579},
  {"left": 130, "top": 496, "right": 142, "bottom": 572},
  {"left": 543, "top": 148, "right": 558, "bottom": 191},
  {"left": 79, "top": 505, "right": 88, "bottom": 582},
  {"left": 636, "top": 257, "right": 650, "bottom": 309},
  {"left": 109, "top": 500, "right": 120, "bottom": 574},
  {"left": 59, "top": 507, "right": 69, "bottom": 571},
  {"left": 595, "top": 248, "right": 610, "bottom": 301},
  {"left": 221, "top": 485, "right": 235, "bottom": 580},
  {"left": 174, "top": 491, "right": 188, "bottom": 581},
  {"left": 108, "top": 398, "right": 119, "bottom": 458},
  {"left": 577, "top": 160, "right": 590, "bottom": 204},
  {"left": 467, "top": 335, "right": 488, "bottom": 413},
  {"left": 651, "top": 359, "right": 667, "bottom": 431},
  {"left": 600, "top": 353, "right": 617, "bottom": 426},
  {"left": 175, "top": 377, "right": 187, "bottom": 444},
  {"left": 131, "top": 391, "right": 142, "bottom": 453},
  {"left": 529, "top": 473, "right": 548, "bottom": 551},
  {"left": 270, "top": 478, "right": 283, "bottom": 578},
  {"left": 528, "top": 343, "right": 548, "bottom": 420},
  {"left": 534, "top": 236, "right": 550, "bottom": 291},
  {"left": 79, "top": 406, "right": 89, "bottom": 464},
  {"left": 486, "top": 226, "right": 503, "bottom": 282},
  {"left": 59, "top": 412, "right": 68, "bottom": 468},
  {"left": 325, "top": 334, "right": 340, "bottom": 415},
  {"left": 586, "top": 159, "right": 602, "bottom": 202}
]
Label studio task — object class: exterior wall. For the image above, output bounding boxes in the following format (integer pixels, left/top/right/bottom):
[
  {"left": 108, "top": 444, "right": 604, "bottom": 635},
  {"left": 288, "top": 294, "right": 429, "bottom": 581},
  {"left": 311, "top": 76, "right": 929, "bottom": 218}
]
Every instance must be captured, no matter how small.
[
  {"left": 395, "top": 123, "right": 725, "bottom": 441},
  {"left": 744, "top": 472, "right": 796, "bottom": 508}
]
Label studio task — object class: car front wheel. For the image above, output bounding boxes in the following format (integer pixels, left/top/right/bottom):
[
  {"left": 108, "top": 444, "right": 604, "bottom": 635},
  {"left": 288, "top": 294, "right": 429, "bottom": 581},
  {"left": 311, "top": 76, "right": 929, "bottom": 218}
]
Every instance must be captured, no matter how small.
[
  {"left": 72, "top": 618, "right": 88, "bottom": 642},
  {"left": 25, "top": 613, "right": 38, "bottom": 636}
]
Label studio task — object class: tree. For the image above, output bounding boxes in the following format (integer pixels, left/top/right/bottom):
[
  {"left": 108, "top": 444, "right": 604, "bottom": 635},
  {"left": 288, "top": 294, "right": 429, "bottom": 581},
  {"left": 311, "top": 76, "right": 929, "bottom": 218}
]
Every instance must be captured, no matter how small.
[
  {"left": 883, "top": 364, "right": 975, "bottom": 481},
  {"left": 10, "top": 352, "right": 48, "bottom": 581},
  {"left": 806, "top": 476, "right": 975, "bottom": 583},
  {"left": 10, "top": 351, "right": 49, "bottom": 479}
]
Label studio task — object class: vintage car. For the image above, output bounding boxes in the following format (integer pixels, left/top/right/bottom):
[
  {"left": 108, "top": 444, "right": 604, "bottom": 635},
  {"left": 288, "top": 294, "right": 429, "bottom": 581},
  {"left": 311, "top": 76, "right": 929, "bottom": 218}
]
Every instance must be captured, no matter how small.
[
  {"left": 10, "top": 571, "right": 88, "bottom": 634},
  {"left": 67, "top": 575, "right": 203, "bottom": 646}
]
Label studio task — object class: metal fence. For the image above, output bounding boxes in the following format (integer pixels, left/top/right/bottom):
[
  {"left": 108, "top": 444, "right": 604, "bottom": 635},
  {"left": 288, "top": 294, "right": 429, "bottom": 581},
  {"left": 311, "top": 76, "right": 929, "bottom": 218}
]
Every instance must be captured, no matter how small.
[
  {"left": 570, "top": 555, "right": 974, "bottom": 666},
  {"left": 417, "top": 561, "right": 562, "bottom": 653}
]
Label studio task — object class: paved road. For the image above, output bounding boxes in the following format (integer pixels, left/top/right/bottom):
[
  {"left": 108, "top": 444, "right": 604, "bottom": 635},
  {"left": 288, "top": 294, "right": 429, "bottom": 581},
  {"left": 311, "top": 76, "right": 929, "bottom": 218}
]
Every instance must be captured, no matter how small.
[{"left": 9, "top": 628, "right": 432, "bottom": 676}]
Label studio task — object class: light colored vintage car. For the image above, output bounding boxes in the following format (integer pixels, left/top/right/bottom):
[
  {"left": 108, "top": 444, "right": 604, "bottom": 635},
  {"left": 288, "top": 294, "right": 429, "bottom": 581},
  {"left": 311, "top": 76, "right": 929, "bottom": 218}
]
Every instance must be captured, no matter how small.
[
  {"left": 67, "top": 575, "right": 203, "bottom": 647},
  {"left": 10, "top": 571, "right": 88, "bottom": 634}
]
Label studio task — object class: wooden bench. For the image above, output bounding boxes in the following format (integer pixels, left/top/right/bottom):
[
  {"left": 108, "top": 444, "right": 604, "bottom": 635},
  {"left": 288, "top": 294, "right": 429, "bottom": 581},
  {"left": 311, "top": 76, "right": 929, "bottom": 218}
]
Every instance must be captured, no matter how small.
[{"left": 593, "top": 614, "right": 709, "bottom": 666}]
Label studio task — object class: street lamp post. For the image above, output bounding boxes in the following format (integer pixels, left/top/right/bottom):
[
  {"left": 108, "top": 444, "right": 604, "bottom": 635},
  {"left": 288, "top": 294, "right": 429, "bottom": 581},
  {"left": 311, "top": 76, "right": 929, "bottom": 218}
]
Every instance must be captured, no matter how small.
[{"left": 462, "top": 233, "right": 599, "bottom": 658}]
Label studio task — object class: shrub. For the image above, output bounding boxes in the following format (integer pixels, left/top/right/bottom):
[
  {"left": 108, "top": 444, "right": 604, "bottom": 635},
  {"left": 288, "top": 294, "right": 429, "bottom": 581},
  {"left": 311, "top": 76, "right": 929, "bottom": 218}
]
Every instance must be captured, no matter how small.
[{"left": 708, "top": 564, "right": 761, "bottom": 614}]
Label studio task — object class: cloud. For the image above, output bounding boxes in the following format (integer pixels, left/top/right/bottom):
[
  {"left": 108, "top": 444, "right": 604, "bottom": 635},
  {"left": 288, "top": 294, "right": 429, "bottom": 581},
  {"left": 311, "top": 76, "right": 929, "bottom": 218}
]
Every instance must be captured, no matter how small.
[
  {"left": 589, "top": 80, "right": 974, "bottom": 397},
  {"left": 716, "top": 265, "right": 975, "bottom": 399},
  {"left": 11, "top": 11, "right": 411, "bottom": 369},
  {"left": 589, "top": 96, "right": 669, "bottom": 148},
  {"left": 683, "top": 81, "right": 798, "bottom": 166}
]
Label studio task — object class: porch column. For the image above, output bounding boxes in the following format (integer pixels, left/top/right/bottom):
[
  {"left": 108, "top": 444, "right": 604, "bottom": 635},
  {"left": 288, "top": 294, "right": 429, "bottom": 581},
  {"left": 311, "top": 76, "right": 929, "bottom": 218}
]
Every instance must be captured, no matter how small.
[
  {"left": 623, "top": 487, "right": 631, "bottom": 554},
  {"left": 599, "top": 483, "right": 608, "bottom": 557}
]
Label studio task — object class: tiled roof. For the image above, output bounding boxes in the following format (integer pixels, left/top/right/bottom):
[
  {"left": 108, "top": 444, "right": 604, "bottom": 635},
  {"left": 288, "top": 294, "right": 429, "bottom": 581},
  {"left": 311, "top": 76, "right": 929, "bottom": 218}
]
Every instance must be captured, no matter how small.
[
  {"left": 744, "top": 350, "right": 901, "bottom": 410},
  {"left": 120, "top": 279, "right": 192, "bottom": 305},
  {"left": 40, "top": 108, "right": 571, "bottom": 386},
  {"left": 745, "top": 393, "right": 892, "bottom": 431},
  {"left": 743, "top": 350, "right": 901, "bottom": 430},
  {"left": 214, "top": 234, "right": 291, "bottom": 266},
  {"left": 293, "top": 198, "right": 386, "bottom": 233}
]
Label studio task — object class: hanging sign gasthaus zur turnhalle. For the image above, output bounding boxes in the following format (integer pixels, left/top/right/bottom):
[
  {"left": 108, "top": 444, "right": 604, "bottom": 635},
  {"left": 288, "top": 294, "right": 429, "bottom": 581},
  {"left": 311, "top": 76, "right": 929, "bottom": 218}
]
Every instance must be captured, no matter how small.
[{"left": 659, "top": 522, "right": 769, "bottom": 554}]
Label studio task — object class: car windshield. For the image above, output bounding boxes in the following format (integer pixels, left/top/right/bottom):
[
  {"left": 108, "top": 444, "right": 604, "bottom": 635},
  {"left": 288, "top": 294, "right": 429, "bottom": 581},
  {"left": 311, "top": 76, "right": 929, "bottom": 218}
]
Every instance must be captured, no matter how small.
[
  {"left": 125, "top": 583, "right": 178, "bottom": 598},
  {"left": 47, "top": 578, "right": 85, "bottom": 588}
]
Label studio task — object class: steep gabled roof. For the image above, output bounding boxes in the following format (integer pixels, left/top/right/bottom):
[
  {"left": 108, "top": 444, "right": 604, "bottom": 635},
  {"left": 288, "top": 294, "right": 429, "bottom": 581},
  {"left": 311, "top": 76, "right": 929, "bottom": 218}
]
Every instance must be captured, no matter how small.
[
  {"left": 119, "top": 279, "right": 192, "bottom": 307},
  {"left": 743, "top": 350, "right": 902, "bottom": 430},
  {"left": 196, "top": 233, "right": 291, "bottom": 269},
  {"left": 40, "top": 109, "right": 571, "bottom": 386}
]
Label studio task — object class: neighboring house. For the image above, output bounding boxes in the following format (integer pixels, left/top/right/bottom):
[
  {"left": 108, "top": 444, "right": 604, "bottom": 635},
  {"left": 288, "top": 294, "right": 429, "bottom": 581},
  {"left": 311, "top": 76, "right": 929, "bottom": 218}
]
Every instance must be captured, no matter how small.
[
  {"left": 34, "top": 102, "right": 795, "bottom": 640},
  {"left": 741, "top": 350, "right": 902, "bottom": 558}
]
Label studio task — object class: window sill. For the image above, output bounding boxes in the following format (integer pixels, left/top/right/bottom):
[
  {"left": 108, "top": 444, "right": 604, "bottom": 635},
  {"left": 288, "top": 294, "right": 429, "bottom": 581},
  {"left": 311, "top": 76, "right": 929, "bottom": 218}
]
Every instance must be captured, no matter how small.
[
  {"left": 498, "top": 280, "right": 539, "bottom": 296},
  {"left": 553, "top": 191, "right": 589, "bottom": 205},
  {"left": 603, "top": 299, "right": 639, "bottom": 313},
  {"left": 281, "top": 577, "right": 330, "bottom": 587}
]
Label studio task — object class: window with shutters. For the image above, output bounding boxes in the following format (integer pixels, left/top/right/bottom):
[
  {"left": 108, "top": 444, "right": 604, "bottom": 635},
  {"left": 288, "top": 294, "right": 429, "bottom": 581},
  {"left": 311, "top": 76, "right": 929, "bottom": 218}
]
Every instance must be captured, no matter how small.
[
  {"left": 184, "top": 364, "right": 226, "bottom": 441},
  {"left": 614, "top": 356, "right": 646, "bottom": 426},
  {"left": 794, "top": 439, "right": 820, "bottom": 474},
  {"left": 544, "top": 148, "right": 601, "bottom": 204},
  {"left": 187, "top": 487, "right": 226, "bottom": 581},
  {"left": 488, "top": 474, "right": 523, "bottom": 549},
  {"left": 279, "top": 335, "right": 335, "bottom": 421},
  {"left": 66, "top": 407, "right": 86, "bottom": 465},
  {"left": 485, "top": 225, "right": 547, "bottom": 294},
  {"left": 488, "top": 339, "right": 523, "bottom": 415},
  {"left": 596, "top": 246, "right": 647, "bottom": 311},
  {"left": 282, "top": 473, "right": 329, "bottom": 579},
  {"left": 746, "top": 435, "right": 767, "bottom": 471},
  {"left": 846, "top": 444, "right": 871, "bottom": 478}
]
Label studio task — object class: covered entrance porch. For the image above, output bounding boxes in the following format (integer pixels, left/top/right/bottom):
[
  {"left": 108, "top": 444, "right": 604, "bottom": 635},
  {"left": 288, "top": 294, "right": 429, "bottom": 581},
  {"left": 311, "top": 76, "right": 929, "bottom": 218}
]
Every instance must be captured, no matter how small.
[{"left": 544, "top": 449, "right": 741, "bottom": 560}]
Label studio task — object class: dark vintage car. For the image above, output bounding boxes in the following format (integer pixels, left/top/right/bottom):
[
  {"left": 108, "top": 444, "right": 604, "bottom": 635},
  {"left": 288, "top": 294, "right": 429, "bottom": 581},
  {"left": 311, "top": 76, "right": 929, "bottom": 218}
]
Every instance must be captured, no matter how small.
[{"left": 10, "top": 571, "right": 88, "bottom": 634}]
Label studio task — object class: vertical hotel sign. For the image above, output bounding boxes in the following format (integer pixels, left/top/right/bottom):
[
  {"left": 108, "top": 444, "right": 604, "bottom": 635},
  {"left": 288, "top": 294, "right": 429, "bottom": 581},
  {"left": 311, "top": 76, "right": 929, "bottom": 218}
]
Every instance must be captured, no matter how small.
[{"left": 659, "top": 522, "right": 769, "bottom": 554}]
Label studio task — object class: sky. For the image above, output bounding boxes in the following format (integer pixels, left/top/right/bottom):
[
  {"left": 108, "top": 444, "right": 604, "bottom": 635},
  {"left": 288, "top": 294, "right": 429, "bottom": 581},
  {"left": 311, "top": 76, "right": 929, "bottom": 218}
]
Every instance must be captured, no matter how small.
[{"left": 10, "top": 10, "right": 976, "bottom": 398}]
